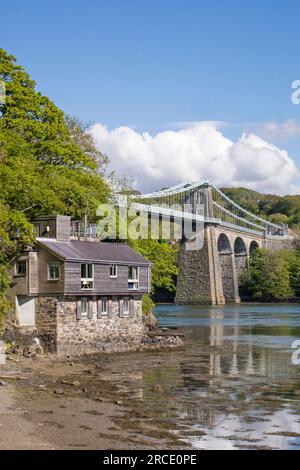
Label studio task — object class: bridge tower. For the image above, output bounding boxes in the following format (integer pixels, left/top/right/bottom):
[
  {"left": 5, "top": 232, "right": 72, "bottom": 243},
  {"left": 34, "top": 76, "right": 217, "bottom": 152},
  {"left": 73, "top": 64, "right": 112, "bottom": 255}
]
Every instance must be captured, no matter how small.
[{"left": 175, "top": 185, "right": 240, "bottom": 305}]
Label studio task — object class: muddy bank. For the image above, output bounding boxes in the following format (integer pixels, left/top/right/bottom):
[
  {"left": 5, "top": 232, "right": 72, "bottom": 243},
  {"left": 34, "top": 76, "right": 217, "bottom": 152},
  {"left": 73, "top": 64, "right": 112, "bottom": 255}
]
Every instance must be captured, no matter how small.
[{"left": 0, "top": 349, "right": 189, "bottom": 450}]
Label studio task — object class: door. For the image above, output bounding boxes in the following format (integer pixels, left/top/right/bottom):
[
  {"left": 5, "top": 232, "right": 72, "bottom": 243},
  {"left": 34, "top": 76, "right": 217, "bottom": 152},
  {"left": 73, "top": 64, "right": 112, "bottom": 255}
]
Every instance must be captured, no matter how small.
[{"left": 16, "top": 296, "right": 36, "bottom": 326}]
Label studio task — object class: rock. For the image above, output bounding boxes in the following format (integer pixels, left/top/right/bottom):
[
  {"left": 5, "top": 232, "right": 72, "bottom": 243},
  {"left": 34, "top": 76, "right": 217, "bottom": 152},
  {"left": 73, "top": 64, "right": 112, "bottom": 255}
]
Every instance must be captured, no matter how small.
[
  {"left": 54, "top": 389, "right": 64, "bottom": 395},
  {"left": 96, "top": 395, "right": 104, "bottom": 402},
  {"left": 115, "top": 400, "right": 123, "bottom": 405},
  {"left": 0, "top": 380, "right": 7, "bottom": 387},
  {"left": 72, "top": 380, "right": 81, "bottom": 387},
  {"left": 38, "top": 384, "right": 46, "bottom": 390},
  {"left": 152, "top": 384, "right": 163, "bottom": 393}
]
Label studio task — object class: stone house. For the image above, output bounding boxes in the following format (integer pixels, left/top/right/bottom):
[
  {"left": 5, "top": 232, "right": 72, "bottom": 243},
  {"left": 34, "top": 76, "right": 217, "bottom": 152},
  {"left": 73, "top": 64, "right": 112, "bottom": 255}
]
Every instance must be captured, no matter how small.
[{"left": 8, "top": 215, "right": 151, "bottom": 356}]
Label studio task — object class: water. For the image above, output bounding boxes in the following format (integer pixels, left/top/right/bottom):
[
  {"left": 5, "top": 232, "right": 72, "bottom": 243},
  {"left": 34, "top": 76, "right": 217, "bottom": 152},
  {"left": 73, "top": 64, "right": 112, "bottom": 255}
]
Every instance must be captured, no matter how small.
[{"left": 152, "top": 303, "right": 300, "bottom": 449}]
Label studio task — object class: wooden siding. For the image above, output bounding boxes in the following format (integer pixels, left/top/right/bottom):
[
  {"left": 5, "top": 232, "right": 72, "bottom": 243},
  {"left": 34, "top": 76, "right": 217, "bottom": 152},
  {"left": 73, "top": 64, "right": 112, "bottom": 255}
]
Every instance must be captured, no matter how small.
[
  {"left": 64, "top": 261, "right": 150, "bottom": 295},
  {"left": 10, "top": 244, "right": 151, "bottom": 298},
  {"left": 36, "top": 248, "right": 65, "bottom": 294}
]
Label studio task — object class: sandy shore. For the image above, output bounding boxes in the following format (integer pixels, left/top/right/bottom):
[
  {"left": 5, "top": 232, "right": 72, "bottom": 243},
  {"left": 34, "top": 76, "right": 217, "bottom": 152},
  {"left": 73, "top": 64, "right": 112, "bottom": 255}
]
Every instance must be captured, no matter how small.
[{"left": 0, "top": 352, "right": 186, "bottom": 450}]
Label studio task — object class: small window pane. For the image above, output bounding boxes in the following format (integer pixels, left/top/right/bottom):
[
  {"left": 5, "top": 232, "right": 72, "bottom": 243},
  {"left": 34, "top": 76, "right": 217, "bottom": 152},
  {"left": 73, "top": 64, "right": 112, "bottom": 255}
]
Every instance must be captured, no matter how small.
[
  {"left": 110, "top": 265, "right": 117, "bottom": 277},
  {"left": 48, "top": 263, "right": 60, "bottom": 280},
  {"left": 128, "top": 266, "right": 138, "bottom": 280},
  {"left": 87, "top": 264, "right": 93, "bottom": 278},
  {"left": 102, "top": 298, "right": 108, "bottom": 315},
  {"left": 124, "top": 298, "right": 129, "bottom": 316},
  {"left": 81, "top": 264, "right": 94, "bottom": 289},
  {"left": 81, "top": 297, "right": 88, "bottom": 317},
  {"left": 81, "top": 264, "right": 87, "bottom": 278},
  {"left": 16, "top": 261, "right": 26, "bottom": 276}
]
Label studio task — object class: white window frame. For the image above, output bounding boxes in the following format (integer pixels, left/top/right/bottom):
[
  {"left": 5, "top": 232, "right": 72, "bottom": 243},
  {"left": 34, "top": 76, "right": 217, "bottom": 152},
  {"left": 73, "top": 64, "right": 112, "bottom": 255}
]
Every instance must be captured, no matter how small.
[
  {"left": 128, "top": 266, "right": 139, "bottom": 290},
  {"left": 81, "top": 263, "right": 94, "bottom": 290},
  {"left": 110, "top": 264, "right": 118, "bottom": 278},
  {"left": 15, "top": 260, "right": 27, "bottom": 277},
  {"left": 81, "top": 296, "right": 88, "bottom": 318},
  {"left": 123, "top": 297, "right": 130, "bottom": 317},
  {"left": 101, "top": 297, "right": 108, "bottom": 316},
  {"left": 48, "top": 262, "right": 60, "bottom": 281}
]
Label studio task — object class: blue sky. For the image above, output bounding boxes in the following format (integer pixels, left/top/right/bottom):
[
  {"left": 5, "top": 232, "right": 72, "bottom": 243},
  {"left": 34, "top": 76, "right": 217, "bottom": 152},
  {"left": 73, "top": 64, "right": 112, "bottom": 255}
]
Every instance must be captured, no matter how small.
[{"left": 1, "top": 0, "right": 300, "bottom": 193}]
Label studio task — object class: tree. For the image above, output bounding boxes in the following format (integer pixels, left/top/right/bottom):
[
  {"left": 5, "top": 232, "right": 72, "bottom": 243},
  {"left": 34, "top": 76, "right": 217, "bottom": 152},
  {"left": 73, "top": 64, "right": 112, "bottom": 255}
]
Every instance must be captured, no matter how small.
[
  {"left": 65, "top": 115, "right": 109, "bottom": 174},
  {"left": 0, "top": 48, "right": 111, "bottom": 327},
  {"left": 239, "top": 248, "right": 294, "bottom": 299},
  {"left": 129, "top": 239, "right": 179, "bottom": 294},
  {"left": 0, "top": 48, "right": 96, "bottom": 170},
  {"left": 0, "top": 204, "right": 34, "bottom": 327}
]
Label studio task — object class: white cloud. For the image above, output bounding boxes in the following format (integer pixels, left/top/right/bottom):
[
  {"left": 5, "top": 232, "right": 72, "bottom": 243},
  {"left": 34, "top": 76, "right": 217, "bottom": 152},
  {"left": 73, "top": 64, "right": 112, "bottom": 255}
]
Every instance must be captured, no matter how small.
[
  {"left": 258, "top": 119, "right": 300, "bottom": 140},
  {"left": 90, "top": 122, "right": 300, "bottom": 194}
]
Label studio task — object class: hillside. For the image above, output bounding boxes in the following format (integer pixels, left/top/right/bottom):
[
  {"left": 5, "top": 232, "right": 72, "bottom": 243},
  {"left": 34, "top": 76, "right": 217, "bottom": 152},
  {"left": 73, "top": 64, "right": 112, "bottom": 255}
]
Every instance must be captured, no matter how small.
[{"left": 221, "top": 187, "right": 300, "bottom": 227}]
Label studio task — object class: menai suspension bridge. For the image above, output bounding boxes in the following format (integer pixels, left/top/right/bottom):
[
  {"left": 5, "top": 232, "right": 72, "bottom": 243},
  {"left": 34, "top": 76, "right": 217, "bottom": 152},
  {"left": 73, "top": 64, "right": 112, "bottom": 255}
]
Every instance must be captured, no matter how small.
[{"left": 126, "top": 180, "right": 291, "bottom": 240}]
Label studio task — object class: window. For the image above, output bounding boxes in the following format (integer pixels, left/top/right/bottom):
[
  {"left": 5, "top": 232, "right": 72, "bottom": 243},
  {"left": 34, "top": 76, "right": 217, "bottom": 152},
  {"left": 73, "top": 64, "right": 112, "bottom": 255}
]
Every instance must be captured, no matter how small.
[
  {"left": 48, "top": 262, "right": 60, "bottom": 280},
  {"left": 110, "top": 265, "right": 118, "bottom": 278},
  {"left": 123, "top": 298, "right": 129, "bottom": 317},
  {"left": 15, "top": 261, "right": 26, "bottom": 276},
  {"left": 128, "top": 266, "right": 139, "bottom": 290},
  {"left": 81, "top": 297, "right": 88, "bottom": 318},
  {"left": 81, "top": 263, "right": 94, "bottom": 289},
  {"left": 101, "top": 298, "right": 108, "bottom": 316}
]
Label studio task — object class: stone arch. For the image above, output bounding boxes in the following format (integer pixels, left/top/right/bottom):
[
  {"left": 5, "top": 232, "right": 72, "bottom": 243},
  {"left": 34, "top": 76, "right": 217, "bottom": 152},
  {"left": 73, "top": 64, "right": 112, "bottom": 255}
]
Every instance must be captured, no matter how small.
[
  {"left": 217, "top": 233, "right": 238, "bottom": 302},
  {"left": 217, "top": 233, "right": 232, "bottom": 254},
  {"left": 234, "top": 237, "right": 247, "bottom": 255},
  {"left": 234, "top": 237, "right": 248, "bottom": 277},
  {"left": 249, "top": 240, "right": 259, "bottom": 253}
]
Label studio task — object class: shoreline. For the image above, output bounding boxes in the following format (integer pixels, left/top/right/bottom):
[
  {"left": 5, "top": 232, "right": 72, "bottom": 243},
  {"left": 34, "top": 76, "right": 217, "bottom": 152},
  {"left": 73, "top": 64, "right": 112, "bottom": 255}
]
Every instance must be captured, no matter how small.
[
  {"left": 0, "top": 351, "right": 188, "bottom": 450},
  {"left": 155, "top": 299, "right": 300, "bottom": 305}
]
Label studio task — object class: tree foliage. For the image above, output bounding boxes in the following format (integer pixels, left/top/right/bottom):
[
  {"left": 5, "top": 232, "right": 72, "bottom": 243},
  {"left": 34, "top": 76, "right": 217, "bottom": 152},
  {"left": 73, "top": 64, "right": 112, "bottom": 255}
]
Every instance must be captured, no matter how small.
[
  {"left": 0, "top": 48, "right": 110, "bottom": 324},
  {"left": 128, "top": 239, "right": 179, "bottom": 294},
  {"left": 222, "top": 186, "right": 300, "bottom": 228},
  {"left": 239, "top": 248, "right": 300, "bottom": 300}
]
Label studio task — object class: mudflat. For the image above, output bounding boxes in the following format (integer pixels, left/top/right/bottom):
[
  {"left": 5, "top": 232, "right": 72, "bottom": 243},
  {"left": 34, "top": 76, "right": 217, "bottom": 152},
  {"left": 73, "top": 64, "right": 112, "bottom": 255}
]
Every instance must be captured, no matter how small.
[{"left": 0, "top": 352, "right": 186, "bottom": 450}]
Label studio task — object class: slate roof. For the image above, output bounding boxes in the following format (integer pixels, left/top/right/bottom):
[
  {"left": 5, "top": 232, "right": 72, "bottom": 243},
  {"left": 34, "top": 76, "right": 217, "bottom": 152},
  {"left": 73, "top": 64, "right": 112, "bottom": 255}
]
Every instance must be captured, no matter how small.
[{"left": 37, "top": 239, "right": 151, "bottom": 265}]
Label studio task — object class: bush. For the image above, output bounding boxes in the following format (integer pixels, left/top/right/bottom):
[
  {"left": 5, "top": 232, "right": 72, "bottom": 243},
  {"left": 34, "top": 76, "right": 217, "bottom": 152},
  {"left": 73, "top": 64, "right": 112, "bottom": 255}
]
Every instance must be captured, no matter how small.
[
  {"left": 239, "top": 248, "right": 297, "bottom": 300},
  {"left": 142, "top": 294, "right": 154, "bottom": 314}
]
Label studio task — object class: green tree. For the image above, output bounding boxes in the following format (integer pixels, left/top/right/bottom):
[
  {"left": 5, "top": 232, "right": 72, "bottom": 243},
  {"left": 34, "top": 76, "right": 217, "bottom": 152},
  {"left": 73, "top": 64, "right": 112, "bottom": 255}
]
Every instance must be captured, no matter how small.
[
  {"left": 64, "top": 115, "right": 109, "bottom": 174},
  {"left": 0, "top": 49, "right": 94, "bottom": 169},
  {"left": 129, "top": 239, "right": 179, "bottom": 294},
  {"left": 239, "top": 248, "right": 294, "bottom": 299},
  {"left": 0, "top": 49, "right": 110, "bottom": 326}
]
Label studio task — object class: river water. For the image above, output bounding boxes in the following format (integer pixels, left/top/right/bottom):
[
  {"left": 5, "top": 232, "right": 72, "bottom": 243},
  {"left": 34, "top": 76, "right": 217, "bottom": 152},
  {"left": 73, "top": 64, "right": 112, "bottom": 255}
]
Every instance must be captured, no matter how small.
[{"left": 151, "top": 303, "right": 300, "bottom": 449}]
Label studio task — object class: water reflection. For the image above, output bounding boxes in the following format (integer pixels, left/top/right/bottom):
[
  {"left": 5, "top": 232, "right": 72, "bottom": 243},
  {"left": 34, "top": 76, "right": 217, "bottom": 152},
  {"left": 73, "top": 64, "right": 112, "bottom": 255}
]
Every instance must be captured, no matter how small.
[
  {"left": 153, "top": 304, "right": 300, "bottom": 449},
  {"left": 95, "top": 304, "right": 300, "bottom": 449}
]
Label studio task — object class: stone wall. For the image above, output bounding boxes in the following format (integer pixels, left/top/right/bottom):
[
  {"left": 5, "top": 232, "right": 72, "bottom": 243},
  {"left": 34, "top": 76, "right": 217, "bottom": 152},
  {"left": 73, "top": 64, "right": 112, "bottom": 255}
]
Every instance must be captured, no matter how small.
[
  {"left": 55, "top": 296, "right": 144, "bottom": 356},
  {"left": 175, "top": 235, "right": 213, "bottom": 304},
  {"left": 35, "top": 297, "right": 58, "bottom": 352},
  {"left": 175, "top": 226, "right": 225, "bottom": 305},
  {"left": 235, "top": 255, "right": 248, "bottom": 277},
  {"left": 219, "top": 254, "right": 240, "bottom": 302}
]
